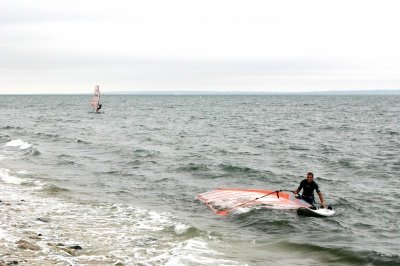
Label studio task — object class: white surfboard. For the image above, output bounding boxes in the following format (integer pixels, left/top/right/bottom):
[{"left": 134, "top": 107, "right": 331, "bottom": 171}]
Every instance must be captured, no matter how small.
[{"left": 297, "top": 207, "right": 336, "bottom": 217}]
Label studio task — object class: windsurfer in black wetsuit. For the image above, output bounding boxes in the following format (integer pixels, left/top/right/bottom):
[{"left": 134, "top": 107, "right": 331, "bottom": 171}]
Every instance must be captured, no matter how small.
[
  {"left": 294, "top": 172, "right": 325, "bottom": 208},
  {"left": 96, "top": 104, "right": 102, "bottom": 112}
]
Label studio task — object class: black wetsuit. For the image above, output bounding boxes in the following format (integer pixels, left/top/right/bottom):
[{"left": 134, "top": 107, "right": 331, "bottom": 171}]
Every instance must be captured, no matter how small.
[{"left": 297, "top": 179, "right": 320, "bottom": 205}]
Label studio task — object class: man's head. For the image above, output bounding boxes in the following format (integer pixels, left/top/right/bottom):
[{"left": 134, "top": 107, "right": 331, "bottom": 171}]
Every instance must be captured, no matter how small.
[{"left": 306, "top": 172, "right": 314, "bottom": 183}]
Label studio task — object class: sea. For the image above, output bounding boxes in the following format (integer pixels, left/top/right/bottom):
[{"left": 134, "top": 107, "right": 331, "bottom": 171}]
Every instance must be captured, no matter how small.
[{"left": 0, "top": 94, "right": 399, "bottom": 266}]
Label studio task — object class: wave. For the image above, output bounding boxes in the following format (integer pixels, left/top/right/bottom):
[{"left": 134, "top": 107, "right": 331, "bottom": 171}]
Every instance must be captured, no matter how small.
[
  {"left": 177, "top": 163, "right": 210, "bottom": 172},
  {"left": 219, "top": 163, "right": 259, "bottom": 174},
  {"left": 39, "top": 184, "right": 70, "bottom": 194},
  {"left": 73, "top": 138, "right": 90, "bottom": 144},
  {"left": 56, "top": 154, "right": 83, "bottom": 166},
  {"left": 4, "top": 139, "right": 32, "bottom": 150},
  {"left": 2, "top": 139, "right": 40, "bottom": 156},
  {"left": 319, "top": 144, "right": 339, "bottom": 154},
  {"left": 0, "top": 168, "right": 24, "bottom": 184},
  {"left": 289, "top": 145, "right": 310, "bottom": 151},
  {"left": 131, "top": 148, "right": 161, "bottom": 158},
  {"left": 276, "top": 241, "right": 400, "bottom": 266},
  {"left": 0, "top": 187, "right": 240, "bottom": 265},
  {"left": 0, "top": 168, "right": 43, "bottom": 189},
  {"left": 231, "top": 208, "right": 296, "bottom": 230},
  {"left": 1, "top": 125, "right": 23, "bottom": 131},
  {"left": 163, "top": 223, "right": 202, "bottom": 238},
  {"left": 336, "top": 158, "right": 359, "bottom": 169},
  {"left": 29, "top": 148, "right": 41, "bottom": 156},
  {"left": 377, "top": 129, "right": 399, "bottom": 136},
  {"left": 35, "top": 132, "right": 60, "bottom": 138}
]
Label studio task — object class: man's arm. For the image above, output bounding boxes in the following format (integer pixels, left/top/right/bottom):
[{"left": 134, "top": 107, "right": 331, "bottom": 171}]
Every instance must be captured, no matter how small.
[
  {"left": 317, "top": 191, "right": 325, "bottom": 207},
  {"left": 294, "top": 181, "right": 303, "bottom": 194}
]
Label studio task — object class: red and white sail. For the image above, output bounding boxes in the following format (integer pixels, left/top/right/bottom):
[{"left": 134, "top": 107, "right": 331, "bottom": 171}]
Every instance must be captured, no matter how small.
[{"left": 197, "top": 188, "right": 311, "bottom": 215}]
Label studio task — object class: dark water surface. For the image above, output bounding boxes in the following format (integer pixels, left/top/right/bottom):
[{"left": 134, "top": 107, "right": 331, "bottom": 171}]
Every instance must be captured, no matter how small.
[{"left": 0, "top": 95, "right": 399, "bottom": 265}]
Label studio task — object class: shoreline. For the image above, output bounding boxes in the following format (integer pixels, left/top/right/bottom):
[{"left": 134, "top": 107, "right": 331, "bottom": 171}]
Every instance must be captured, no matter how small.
[{"left": 0, "top": 184, "right": 122, "bottom": 266}]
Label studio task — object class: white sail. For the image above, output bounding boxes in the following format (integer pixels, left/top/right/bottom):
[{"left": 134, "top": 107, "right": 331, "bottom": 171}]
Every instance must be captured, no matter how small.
[{"left": 91, "top": 85, "right": 101, "bottom": 111}]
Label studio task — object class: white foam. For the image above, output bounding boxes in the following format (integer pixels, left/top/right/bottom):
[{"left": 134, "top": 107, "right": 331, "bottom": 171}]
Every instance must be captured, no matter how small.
[
  {"left": 16, "top": 170, "right": 32, "bottom": 175},
  {"left": 0, "top": 168, "right": 23, "bottom": 184},
  {"left": 5, "top": 139, "right": 25, "bottom": 147},
  {"left": 233, "top": 207, "right": 252, "bottom": 215},
  {"left": 161, "top": 239, "right": 244, "bottom": 266},
  {"left": 0, "top": 228, "right": 8, "bottom": 239},
  {"left": 20, "top": 143, "right": 32, "bottom": 150},
  {"left": 0, "top": 185, "right": 243, "bottom": 265},
  {"left": 174, "top": 223, "right": 191, "bottom": 234},
  {"left": 5, "top": 139, "right": 32, "bottom": 150}
]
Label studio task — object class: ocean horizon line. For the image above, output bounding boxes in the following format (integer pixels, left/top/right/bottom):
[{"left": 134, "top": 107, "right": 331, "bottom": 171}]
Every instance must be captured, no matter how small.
[{"left": 1, "top": 89, "right": 400, "bottom": 95}]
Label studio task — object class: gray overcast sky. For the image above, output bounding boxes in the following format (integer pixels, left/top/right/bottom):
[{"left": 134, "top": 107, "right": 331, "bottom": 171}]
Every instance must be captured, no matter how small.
[{"left": 1, "top": 0, "right": 399, "bottom": 94}]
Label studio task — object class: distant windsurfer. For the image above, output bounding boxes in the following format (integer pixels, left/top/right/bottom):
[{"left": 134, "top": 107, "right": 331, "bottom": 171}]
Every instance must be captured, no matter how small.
[
  {"left": 91, "top": 85, "right": 101, "bottom": 113},
  {"left": 293, "top": 172, "right": 325, "bottom": 208}
]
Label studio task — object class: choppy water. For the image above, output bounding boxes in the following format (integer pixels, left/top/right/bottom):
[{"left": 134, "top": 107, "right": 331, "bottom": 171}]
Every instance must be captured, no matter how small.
[{"left": 0, "top": 94, "right": 399, "bottom": 265}]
